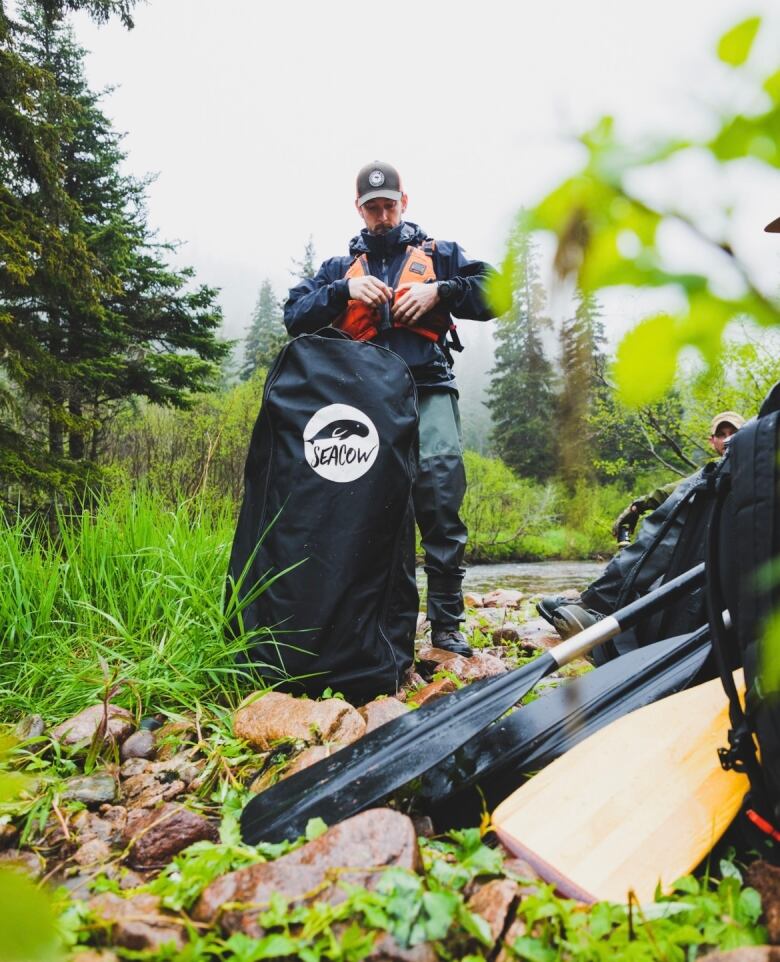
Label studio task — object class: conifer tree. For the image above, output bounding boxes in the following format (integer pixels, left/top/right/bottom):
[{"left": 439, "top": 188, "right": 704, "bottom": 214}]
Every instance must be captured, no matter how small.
[
  {"left": 290, "top": 236, "right": 317, "bottom": 281},
  {"left": 0, "top": 5, "right": 226, "bottom": 492},
  {"left": 487, "top": 231, "right": 556, "bottom": 480},
  {"left": 557, "top": 291, "right": 606, "bottom": 488},
  {"left": 241, "top": 279, "right": 286, "bottom": 379}
]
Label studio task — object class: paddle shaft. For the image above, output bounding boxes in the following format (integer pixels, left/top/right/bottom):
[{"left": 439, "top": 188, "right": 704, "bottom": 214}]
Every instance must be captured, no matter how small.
[{"left": 240, "top": 563, "right": 706, "bottom": 844}]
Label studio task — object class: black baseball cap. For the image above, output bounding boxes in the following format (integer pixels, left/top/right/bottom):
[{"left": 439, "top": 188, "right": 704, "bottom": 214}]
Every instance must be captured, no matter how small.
[
  {"left": 356, "top": 161, "right": 403, "bottom": 206},
  {"left": 765, "top": 216, "right": 780, "bottom": 233}
]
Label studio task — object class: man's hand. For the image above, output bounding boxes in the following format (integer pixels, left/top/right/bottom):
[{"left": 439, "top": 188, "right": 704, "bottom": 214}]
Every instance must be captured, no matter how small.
[
  {"left": 611, "top": 502, "right": 642, "bottom": 540},
  {"left": 392, "top": 283, "right": 439, "bottom": 326},
  {"left": 347, "top": 275, "right": 393, "bottom": 306}
]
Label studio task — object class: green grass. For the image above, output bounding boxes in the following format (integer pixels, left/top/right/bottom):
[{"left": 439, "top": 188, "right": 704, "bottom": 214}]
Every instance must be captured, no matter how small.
[{"left": 0, "top": 487, "right": 262, "bottom": 725}]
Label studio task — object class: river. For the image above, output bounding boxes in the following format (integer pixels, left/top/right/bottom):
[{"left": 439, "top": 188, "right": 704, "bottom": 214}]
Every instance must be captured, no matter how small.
[{"left": 416, "top": 559, "right": 606, "bottom": 597}]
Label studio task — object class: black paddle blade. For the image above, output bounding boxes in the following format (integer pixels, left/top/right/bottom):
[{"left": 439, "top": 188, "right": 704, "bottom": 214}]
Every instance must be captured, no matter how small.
[
  {"left": 240, "top": 651, "right": 556, "bottom": 844},
  {"left": 418, "top": 627, "right": 713, "bottom": 826}
]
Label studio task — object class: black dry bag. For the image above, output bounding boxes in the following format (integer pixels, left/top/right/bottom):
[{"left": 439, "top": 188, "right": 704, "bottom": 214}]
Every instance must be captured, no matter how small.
[{"left": 227, "top": 332, "right": 419, "bottom": 701}]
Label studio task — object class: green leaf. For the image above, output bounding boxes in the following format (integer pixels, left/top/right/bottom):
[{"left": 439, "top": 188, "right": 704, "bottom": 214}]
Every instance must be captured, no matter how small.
[
  {"left": 485, "top": 265, "right": 513, "bottom": 317},
  {"left": 420, "top": 890, "right": 458, "bottom": 941},
  {"left": 719, "top": 859, "right": 743, "bottom": 882},
  {"left": 764, "top": 69, "right": 780, "bottom": 104},
  {"left": 717, "top": 17, "right": 761, "bottom": 66},
  {"left": 0, "top": 869, "right": 60, "bottom": 962},
  {"left": 737, "top": 887, "right": 763, "bottom": 925},
  {"left": 511, "top": 935, "right": 557, "bottom": 962},
  {"left": 671, "top": 874, "right": 701, "bottom": 895},
  {"left": 614, "top": 315, "right": 679, "bottom": 407},
  {"left": 305, "top": 816, "right": 328, "bottom": 841}
]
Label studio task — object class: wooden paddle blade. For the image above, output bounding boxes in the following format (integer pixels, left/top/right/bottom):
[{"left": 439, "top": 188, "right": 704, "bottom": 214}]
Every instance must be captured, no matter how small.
[
  {"left": 492, "top": 672, "right": 748, "bottom": 905},
  {"left": 240, "top": 652, "right": 556, "bottom": 844}
]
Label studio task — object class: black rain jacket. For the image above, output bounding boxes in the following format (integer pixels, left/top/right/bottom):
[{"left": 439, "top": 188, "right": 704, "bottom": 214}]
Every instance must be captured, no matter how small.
[{"left": 283, "top": 222, "right": 494, "bottom": 392}]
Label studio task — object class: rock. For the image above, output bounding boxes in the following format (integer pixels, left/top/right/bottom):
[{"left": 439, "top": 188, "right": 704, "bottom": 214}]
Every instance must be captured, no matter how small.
[
  {"left": 746, "top": 860, "right": 780, "bottom": 944},
  {"left": 0, "top": 848, "right": 44, "bottom": 878},
  {"left": 464, "top": 592, "right": 484, "bottom": 608},
  {"left": 359, "top": 697, "right": 409, "bottom": 733},
  {"left": 513, "top": 618, "right": 563, "bottom": 651},
  {"left": 697, "top": 951, "right": 780, "bottom": 962},
  {"left": 367, "top": 932, "right": 437, "bottom": 961},
  {"left": 14, "top": 714, "right": 45, "bottom": 741},
  {"left": 120, "top": 752, "right": 203, "bottom": 809},
  {"left": 72, "top": 951, "right": 120, "bottom": 962},
  {"left": 234, "top": 691, "right": 366, "bottom": 750},
  {"left": 411, "top": 678, "right": 457, "bottom": 705},
  {"left": 504, "top": 856, "right": 544, "bottom": 888},
  {"left": 410, "top": 815, "right": 435, "bottom": 838},
  {"left": 454, "top": 651, "right": 507, "bottom": 682},
  {"left": 398, "top": 671, "right": 427, "bottom": 701},
  {"left": 153, "top": 716, "right": 198, "bottom": 761},
  {"left": 194, "top": 808, "right": 420, "bottom": 935},
  {"left": 62, "top": 773, "right": 117, "bottom": 806},
  {"left": 415, "top": 613, "right": 429, "bottom": 635},
  {"left": 418, "top": 649, "right": 506, "bottom": 683},
  {"left": 123, "top": 802, "right": 218, "bottom": 870},
  {"left": 119, "top": 757, "right": 149, "bottom": 779},
  {"left": 483, "top": 589, "right": 524, "bottom": 608},
  {"left": 492, "top": 623, "right": 522, "bottom": 643},
  {"left": 73, "top": 838, "right": 112, "bottom": 867},
  {"left": 50, "top": 704, "right": 134, "bottom": 748},
  {"left": 88, "top": 892, "right": 186, "bottom": 952},
  {"left": 417, "top": 646, "right": 462, "bottom": 667},
  {"left": 120, "top": 729, "right": 156, "bottom": 761},
  {"left": 467, "top": 878, "right": 519, "bottom": 945},
  {"left": 284, "top": 744, "right": 346, "bottom": 778}
]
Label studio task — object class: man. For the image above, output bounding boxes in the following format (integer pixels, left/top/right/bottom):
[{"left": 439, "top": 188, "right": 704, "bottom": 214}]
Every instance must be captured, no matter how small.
[
  {"left": 539, "top": 410, "right": 746, "bottom": 639},
  {"left": 284, "top": 161, "right": 494, "bottom": 656},
  {"left": 610, "top": 411, "right": 747, "bottom": 543}
]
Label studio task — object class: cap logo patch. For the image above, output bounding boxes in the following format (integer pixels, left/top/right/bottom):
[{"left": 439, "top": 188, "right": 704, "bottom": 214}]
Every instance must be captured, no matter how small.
[
  {"left": 409, "top": 262, "right": 426, "bottom": 275},
  {"left": 368, "top": 169, "right": 385, "bottom": 187}
]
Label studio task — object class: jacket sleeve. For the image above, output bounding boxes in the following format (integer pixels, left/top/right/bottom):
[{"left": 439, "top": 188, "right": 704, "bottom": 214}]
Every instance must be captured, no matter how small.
[
  {"left": 283, "top": 258, "right": 352, "bottom": 336},
  {"left": 434, "top": 240, "right": 495, "bottom": 322}
]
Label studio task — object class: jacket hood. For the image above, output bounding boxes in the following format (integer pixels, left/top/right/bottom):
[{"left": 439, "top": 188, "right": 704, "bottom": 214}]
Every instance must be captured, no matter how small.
[{"left": 348, "top": 221, "right": 428, "bottom": 257}]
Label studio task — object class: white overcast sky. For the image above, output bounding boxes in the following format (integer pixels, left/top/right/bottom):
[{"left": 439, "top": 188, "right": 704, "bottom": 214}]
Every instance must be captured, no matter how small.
[{"left": 65, "top": 0, "right": 780, "bottom": 351}]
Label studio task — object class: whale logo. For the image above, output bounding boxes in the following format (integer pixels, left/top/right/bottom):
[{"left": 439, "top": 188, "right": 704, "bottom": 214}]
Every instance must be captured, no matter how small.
[
  {"left": 306, "top": 420, "right": 370, "bottom": 444},
  {"left": 303, "top": 404, "right": 379, "bottom": 483}
]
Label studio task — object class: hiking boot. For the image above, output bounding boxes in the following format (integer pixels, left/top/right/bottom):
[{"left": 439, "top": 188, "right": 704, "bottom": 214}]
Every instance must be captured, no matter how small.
[
  {"left": 536, "top": 594, "right": 581, "bottom": 626},
  {"left": 551, "top": 604, "right": 605, "bottom": 640},
  {"left": 430, "top": 627, "right": 474, "bottom": 658}
]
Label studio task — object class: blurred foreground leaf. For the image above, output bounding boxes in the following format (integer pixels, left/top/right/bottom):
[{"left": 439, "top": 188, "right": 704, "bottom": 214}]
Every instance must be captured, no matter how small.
[
  {"left": 0, "top": 869, "right": 60, "bottom": 962},
  {"left": 717, "top": 17, "right": 761, "bottom": 67},
  {"left": 614, "top": 315, "right": 678, "bottom": 407}
]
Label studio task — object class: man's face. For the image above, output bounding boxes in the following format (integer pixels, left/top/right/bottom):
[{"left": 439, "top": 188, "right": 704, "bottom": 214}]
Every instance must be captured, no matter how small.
[
  {"left": 709, "top": 422, "right": 738, "bottom": 456},
  {"left": 356, "top": 195, "right": 407, "bottom": 235}
]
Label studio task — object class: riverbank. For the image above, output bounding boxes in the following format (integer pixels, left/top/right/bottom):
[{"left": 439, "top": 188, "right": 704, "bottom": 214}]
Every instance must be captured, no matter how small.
[{"left": 0, "top": 491, "right": 773, "bottom": 959}]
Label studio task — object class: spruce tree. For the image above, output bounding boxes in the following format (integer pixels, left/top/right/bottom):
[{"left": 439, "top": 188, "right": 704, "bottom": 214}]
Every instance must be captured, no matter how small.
[
  {"left": 487, "top": 230, "right": 556, "bottom": 480},
  {"left": 0, "top": 5, "right": 227, "bottom": 493},
  {"left": 290, "top": 236, "right": 317, "bottom": 281},
  {"left": 241, "top": 279, "right": 286, "bottom": 379},
  {"left": 557, "top": 291, "right": 606, "bottom": 488}
]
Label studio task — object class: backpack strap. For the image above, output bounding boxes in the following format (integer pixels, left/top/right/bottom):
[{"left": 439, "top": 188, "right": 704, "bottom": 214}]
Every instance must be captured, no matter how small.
[{"left": 706, "top": 419, "right": 777, "bottom": 819}]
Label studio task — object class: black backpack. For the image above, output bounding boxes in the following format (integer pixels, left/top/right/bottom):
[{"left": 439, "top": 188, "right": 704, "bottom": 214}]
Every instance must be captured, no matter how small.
[
  {"left": 227, "top": 331, "right": 419, "bottom": 701},
  {"left": 707, "top": 384, "right": 780, "bottom": 851},
  {"left": 587, "top": 468, "right": 717, "bottom": 664}
]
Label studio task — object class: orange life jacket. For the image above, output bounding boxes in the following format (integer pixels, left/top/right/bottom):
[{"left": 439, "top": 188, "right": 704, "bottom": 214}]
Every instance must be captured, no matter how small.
[{"left": 334, "top": 240, "right": 451, "bottom": 343}]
